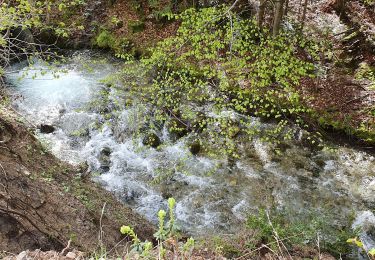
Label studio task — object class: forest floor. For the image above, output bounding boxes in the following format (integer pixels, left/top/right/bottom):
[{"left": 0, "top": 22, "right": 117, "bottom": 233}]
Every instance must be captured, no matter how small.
[{"left": 297, "top": 0, "right": 375, "bottom": 148}]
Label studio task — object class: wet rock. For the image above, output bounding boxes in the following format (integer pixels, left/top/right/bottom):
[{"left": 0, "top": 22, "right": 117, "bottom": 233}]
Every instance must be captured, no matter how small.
[
  {"left": 39, "top": 124, "right": 55, "bottom": 134},
  {"left": 160, "top": 179, "right": 188, "bottom": 199},
  {"left": 142, "top": 132, "right": 161, "bottom": 148},
  {"left": 189, "top": 140, "right": 201, "bottom": 155},
  {"left": 78, "top": 162, "right": 89, "bottom": 173},
  {"left": 161, "top": 190, "right": 173, "bottom": 200},
  {"left": 77, "top": 162, "right": 90, "bottom": 178},
  {"left": 99, "top": 147, "right": 111, "bottom": 172},
  {"left": 276, "top": 142, "right": 291, "bottom": 152},
  {"left": 36, "top": 29, "right": 58, "bottom": 45},
  {"left": 312, "top": 167, "right": 321, "bottom": 178},
  {"left": 11, "top": 27, "right": 34, "bottom": 45},
  {"left": 315, "top": 158, "right": 326, "bottom": 168},
  {"left": 101, "top": 147, "right": 111, "bottom": 156},
  {"left": 59, "top": 108, "right": 66, "bottom": 115}
]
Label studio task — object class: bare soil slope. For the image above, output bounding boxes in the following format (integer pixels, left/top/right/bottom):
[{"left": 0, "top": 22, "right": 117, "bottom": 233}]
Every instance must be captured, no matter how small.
[{"left": 0, "top": 107, "right": 155, "bottom": 256}]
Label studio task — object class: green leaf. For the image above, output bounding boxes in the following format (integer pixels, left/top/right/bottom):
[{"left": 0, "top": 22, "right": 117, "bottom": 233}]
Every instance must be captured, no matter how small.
[
  {"left": 368, "top": 248, "right": 375, "bottom": 256},
  {"left": 120, "top": 225, "right": 131, "bottom": 234},
  {"left": 355, "top": 240, "right": 364, "bottom": 248}
]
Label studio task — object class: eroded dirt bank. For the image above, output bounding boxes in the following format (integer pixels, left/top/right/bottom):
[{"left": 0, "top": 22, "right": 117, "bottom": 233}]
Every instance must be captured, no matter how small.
[{"left": 0, "top": 107, "right": 155, "bottom": 256}]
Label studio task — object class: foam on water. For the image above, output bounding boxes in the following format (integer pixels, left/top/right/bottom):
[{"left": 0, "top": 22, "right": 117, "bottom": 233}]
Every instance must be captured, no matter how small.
[{"left": 5, "top": 52, "right": 375, "bottom": 239}]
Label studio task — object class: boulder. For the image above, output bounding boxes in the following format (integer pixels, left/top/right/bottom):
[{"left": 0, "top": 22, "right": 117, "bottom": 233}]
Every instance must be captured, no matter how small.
[
  {"left": 11, "top": 27, "right": 34, "bottom": 45},
  {"left": 36, "top": 29, "right": 58, "bottom": 45}
]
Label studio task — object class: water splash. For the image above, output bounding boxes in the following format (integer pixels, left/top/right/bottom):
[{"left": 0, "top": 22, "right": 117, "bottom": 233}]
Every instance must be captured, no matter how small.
[{"left": 6, "top": 52, "right": 375, "bottom": 237}]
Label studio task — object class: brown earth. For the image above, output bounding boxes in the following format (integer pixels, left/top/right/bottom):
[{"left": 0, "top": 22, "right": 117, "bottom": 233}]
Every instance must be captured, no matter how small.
[{"left": 0, "top": 107, "right": 155, "bottom": 256}]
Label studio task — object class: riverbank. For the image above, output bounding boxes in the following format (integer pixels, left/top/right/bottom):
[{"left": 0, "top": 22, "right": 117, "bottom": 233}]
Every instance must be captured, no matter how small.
[{"left": 0, "top": 106, "right": 155, "bottom": 256}]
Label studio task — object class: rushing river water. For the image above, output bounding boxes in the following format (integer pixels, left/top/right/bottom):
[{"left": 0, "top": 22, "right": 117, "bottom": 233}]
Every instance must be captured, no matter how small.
[{"left": 5, "top": 52, "right": 375, "bottom": 248}]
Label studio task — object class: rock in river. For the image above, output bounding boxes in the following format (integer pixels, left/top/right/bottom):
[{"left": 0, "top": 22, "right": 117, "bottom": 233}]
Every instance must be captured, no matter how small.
[{"left": 39, "top": 124, "right": 55, "bottom": 134}]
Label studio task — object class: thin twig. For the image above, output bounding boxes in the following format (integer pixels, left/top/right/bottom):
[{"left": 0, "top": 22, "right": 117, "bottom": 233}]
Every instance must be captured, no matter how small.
[
  {"left": 341, "top": 94, "right": 370, "bottom": 108},
  {"left": 235, "top": 232, "right": 304, "bottom": 260},
  {"left": 98, "top": 202, "right": 107, "bottom": 250},
  {"left": 60, "top": 240, "right": 72, "bottom": 256}
]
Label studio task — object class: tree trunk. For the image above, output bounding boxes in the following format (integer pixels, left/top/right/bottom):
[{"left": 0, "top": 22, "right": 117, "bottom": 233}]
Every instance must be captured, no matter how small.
[
  {"left": 336, "top": 0, "right": 346, "bottom": 18},
  {"left": 273, "top": 0, "right": 284, "bottom": 36},
  {"left": 283, "top": 0, "right": 289, "bottom": 19},
  {"left": 300, "top": 0, "right": 308, "bottom": 31},
  {"left": 258, "top": 0, "right": 267, "bottom": 28}
]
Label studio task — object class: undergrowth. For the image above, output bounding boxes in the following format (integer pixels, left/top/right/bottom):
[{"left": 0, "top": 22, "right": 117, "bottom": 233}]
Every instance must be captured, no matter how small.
[
  {"left": 109, "top": 6, "right": 323, "bottom": 157},
  {"left": 118, "top": 201, "right": 360, "bottom": 259},
  {"left": 119, "top": 198, "right": 195, "bottom": 259}
]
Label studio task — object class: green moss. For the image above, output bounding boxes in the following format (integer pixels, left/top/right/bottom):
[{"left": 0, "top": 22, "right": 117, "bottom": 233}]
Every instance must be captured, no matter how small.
[
  {"left": 128, "top": 20, "right": 145, "bottom": 33},
  {"left": 355, "top": 125, "right": 375, "bottom": 144},
  {"left": 95, "top": 29, "right": 137, "bottom": 60},
  {"left": 95, "top": 30, "right": 116, "bottom": 49},
  {"left": 356, "top": 62, "right": 375, "bottom": 90},
  {"left": 212, "top": 237, "right": 242, "bottom": 258}
]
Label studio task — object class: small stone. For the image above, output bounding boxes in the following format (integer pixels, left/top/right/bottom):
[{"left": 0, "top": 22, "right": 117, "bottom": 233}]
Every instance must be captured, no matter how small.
[
  {"left": 23, "top": 170, "right": 31, "bottom": 176},
  {"left": 100, "top": 147, "right": 111, "bottom": 156},
  {"left": 66, "top": 252, "right": 76, "bottom": 259}
]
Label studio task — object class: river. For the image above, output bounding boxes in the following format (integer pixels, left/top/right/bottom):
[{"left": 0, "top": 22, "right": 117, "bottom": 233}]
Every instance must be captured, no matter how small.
[{"left": 5, "top": 51, "right": 375, "bottom": 249}]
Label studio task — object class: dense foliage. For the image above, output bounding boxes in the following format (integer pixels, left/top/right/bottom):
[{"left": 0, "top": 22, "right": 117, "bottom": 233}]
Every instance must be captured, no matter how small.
[
  {"left": 0, "top": 0, "right": 42, "bottom": 72},
  {"left": 116, "top": 6, "right": 319, "bottom": 156}
]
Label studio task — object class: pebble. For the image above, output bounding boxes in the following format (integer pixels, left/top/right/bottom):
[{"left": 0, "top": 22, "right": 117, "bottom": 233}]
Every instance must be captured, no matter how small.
[{"left": 66, "top": 252, "right": 76, "bottom": 259}]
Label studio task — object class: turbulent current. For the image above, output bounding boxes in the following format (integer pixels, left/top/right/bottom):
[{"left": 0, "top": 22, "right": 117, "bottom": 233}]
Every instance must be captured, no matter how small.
[{"left": 5, "top": 52, "right": 375, "bottom": 246}]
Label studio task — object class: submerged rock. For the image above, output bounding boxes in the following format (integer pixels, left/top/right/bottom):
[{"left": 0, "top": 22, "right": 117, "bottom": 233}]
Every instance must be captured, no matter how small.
[
  {"left": 142, "top": 132, "right": 161, "bottom": 148},
  {"left": 39, "top": 124, "right": 55, "bottom": 134},
  {"left": 99, "top": 147, "right": 111, "bottom": 172}
]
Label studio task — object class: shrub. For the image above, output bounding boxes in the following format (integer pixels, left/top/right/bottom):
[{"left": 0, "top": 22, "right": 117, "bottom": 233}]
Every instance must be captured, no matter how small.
[
  {"left": 120, "top": 6, "right": 319, "bottom": 156},
  {"left": 95, "top": 30, "right": 116, "bottom": 49}
]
